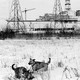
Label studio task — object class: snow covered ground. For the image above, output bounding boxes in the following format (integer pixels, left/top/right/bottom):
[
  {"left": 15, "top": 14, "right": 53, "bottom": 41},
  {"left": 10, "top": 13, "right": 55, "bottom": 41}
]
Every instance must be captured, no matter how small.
[{"left": 0, "top": 38, "right": 80, "bottom": 80}]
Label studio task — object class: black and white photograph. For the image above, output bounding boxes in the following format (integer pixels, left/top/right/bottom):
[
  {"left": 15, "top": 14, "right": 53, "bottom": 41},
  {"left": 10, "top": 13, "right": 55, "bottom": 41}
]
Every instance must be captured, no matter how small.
[{"left": 0, "top": 0, "right": 80, "bottom": 80}]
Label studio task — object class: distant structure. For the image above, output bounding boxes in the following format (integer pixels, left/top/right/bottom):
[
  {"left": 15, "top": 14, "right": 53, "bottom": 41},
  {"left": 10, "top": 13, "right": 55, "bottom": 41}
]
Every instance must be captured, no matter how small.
[
  {"left": 36, "top": 0, "right": 63, "bottom": 21},
  {"left": 7, "top": 0, "right": 26, "bottom": 33},
  {"left": 22, "top": 8, "right": 35, "bottom": 20},
  {"left": 65, "top": 0, "right": 71, "bottom": 11},
  {"left": 4, "top": 0, "right": 79, "bottom": 39},
  {"left": 53, "top": 0, "right": 62, "bottom": 15},
  {"left": 53, "top": 0, "right": 63, "bottom": 28}
]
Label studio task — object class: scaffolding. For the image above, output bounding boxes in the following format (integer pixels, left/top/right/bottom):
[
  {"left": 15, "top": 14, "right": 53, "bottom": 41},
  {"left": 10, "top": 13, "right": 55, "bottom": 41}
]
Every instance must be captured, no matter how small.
[{"left": 7, "top": 0, "right": 26, "bottom": 33}]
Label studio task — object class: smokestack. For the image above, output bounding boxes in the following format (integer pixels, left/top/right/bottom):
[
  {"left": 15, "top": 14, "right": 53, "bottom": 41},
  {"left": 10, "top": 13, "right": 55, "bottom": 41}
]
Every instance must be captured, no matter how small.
[{"left": 65, "top": 0, "right": 71, "bottom": 11}]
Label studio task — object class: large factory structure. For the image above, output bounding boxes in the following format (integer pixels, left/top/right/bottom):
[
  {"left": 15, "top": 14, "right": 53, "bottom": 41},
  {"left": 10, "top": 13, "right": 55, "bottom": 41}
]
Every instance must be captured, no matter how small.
[{"left": 4, "top": 0, "right": 80, "bottom": 39}]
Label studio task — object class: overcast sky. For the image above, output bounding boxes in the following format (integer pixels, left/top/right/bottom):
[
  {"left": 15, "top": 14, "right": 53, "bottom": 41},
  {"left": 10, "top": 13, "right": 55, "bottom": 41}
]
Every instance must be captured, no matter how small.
[{"left": 0, "top": 0, "right": 80, "bottom": 26}]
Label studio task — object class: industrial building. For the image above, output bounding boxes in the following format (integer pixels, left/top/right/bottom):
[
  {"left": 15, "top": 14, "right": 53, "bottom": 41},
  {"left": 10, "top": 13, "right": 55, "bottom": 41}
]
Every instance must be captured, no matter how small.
[{"left": 5, "top": 0, "right": 80, "bottom": 39}]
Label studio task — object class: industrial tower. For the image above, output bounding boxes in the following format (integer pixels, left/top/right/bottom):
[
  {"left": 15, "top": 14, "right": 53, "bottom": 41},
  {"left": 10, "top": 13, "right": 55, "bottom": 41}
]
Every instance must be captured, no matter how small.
[
  {"left": 65, "top": 0, "right": 71, "bottom": 11},
  {"left": 53, "top": 0, "right": 62, "bottom": 15},
  {"left": 53, "top": 0, "right": 63, "bottom": 29},
  {"left": 7, "top": 0, "right": 26, "bottom": 32}
]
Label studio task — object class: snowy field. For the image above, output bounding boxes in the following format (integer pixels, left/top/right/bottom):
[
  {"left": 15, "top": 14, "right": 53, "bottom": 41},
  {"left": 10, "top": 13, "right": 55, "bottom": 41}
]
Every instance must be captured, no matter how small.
[{"left": 0, "top": 38, "right": 80, "bottom": 80}]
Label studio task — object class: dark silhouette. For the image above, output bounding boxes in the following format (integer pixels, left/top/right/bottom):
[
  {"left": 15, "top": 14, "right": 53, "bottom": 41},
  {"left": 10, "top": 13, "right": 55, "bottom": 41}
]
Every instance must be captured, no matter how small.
[
  {"left": 28, "top": 58, "right": 51, "bottom": 72},
  {"left": 12, "top": 64, "right": 34, "bottom": 80}
]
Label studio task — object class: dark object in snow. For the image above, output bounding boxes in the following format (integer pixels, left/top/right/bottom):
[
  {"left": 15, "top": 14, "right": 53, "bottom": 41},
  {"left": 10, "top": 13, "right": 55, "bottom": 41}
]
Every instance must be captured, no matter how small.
[
  {"left": 58, "top": 61, "right": 64, "bottom": 67},
  {"left": 28, "top": 58, "right": 51, "bottom": 72},
  {"left": 12, "top": 64, "right": 34, "bottom": 80}
]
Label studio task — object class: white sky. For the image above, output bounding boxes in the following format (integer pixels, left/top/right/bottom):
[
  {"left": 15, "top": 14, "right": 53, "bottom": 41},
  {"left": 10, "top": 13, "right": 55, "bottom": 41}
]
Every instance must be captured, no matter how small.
[{"left": 0, "top": 0, "right": 80, "bottom": 26}]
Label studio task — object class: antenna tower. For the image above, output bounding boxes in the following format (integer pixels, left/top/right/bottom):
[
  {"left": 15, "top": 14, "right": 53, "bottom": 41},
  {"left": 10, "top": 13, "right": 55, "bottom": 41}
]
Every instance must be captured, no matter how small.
[
  {"left": 53, "top": 0, "right": 63, "bottom": 31},
  {"left": 53, "top": 0, "right": 62, "bottom": 15},
  {"left": 7, "top": 0, "right": 26, "bottom": 32}
]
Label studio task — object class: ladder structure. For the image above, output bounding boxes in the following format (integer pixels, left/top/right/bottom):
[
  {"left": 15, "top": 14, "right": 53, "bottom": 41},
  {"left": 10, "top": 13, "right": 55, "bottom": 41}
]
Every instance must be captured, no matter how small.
[
  {"left": 53, "top": 0, "right": 62, "bottom": 16},
  {"left": 7, "top": 0, "right": 26, "bottom": 33},
  {"left": 53, "top": 0, "right": 63, "bottom": 30}
]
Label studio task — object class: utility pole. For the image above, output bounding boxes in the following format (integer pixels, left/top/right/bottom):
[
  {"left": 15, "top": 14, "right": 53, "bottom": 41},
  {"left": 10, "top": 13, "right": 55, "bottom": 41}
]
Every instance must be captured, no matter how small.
[{"left": 22, "top": 8, "right": 35, "bottom": 20}]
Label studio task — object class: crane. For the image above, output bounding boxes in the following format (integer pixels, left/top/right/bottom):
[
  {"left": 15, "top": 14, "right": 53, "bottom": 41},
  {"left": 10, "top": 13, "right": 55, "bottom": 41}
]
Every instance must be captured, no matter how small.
[{"left": 22, "top": 8, "right": 35, "bottom": 20}]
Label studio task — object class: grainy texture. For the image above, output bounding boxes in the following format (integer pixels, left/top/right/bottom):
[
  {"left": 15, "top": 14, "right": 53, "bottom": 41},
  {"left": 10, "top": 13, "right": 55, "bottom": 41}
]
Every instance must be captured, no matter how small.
[{"left": 0, "top": 38, "right": 80, "bottom": 80}]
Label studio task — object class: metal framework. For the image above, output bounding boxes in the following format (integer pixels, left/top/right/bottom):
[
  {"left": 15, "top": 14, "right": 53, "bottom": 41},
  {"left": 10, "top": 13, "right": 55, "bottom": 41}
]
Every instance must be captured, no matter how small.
[
  {"left": 53, "top": 0, "right": 63, "bottom": 31},
  {"left": 6, "top": 0, "right": 78, "bottom": 33},
  {"left": 22, "top": 8, "right": 35, "bottom": 20},
  {"left": 7, "top": 0, "right": 26, "bottom": 32},
  {"left": 53, "top": 0, "right": 62, "bottom": 15}
]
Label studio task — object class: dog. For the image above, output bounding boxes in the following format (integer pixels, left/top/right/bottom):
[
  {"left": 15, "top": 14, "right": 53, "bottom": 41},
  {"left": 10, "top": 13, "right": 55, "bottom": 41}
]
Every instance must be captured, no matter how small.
[
  {"left": 12, "top": 64, "right": 34, "bottom": 80},
  {"left": 28, "top": 58, "right": 51, "bottom": 72}
]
